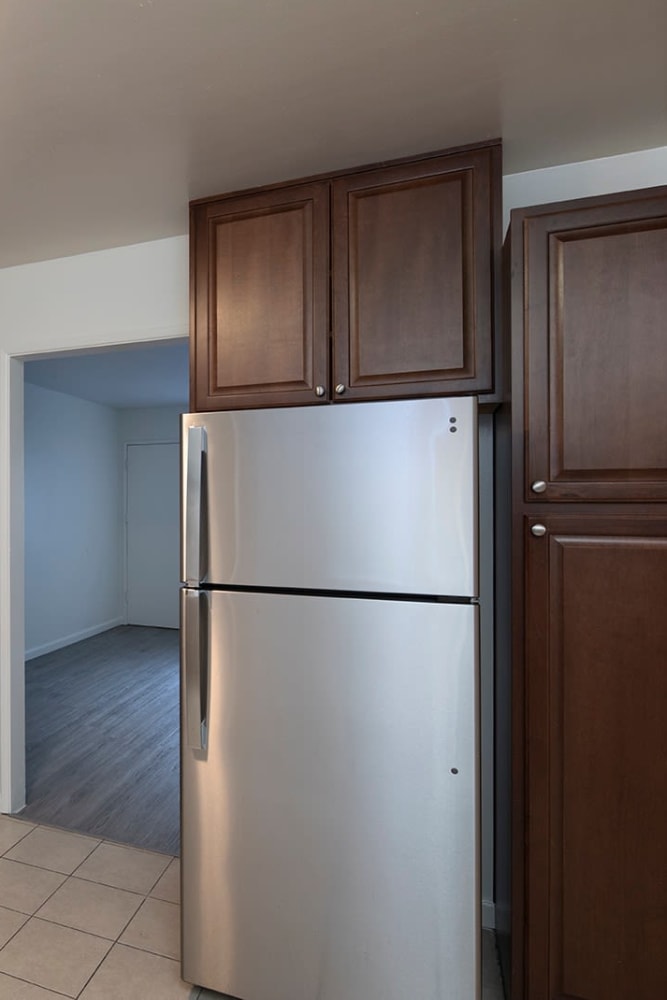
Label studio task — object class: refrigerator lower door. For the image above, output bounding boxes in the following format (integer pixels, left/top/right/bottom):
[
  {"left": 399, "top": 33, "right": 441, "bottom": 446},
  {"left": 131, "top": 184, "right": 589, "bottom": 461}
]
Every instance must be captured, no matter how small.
[{"left": 181, "top": 590, "right": 479, "bottom": 1000}]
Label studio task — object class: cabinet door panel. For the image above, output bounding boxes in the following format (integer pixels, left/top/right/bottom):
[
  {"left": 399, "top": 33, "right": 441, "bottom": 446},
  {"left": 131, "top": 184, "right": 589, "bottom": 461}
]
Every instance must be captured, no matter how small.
[
  {"left": 524, "top": 515, "right": 667, "bottom": 1000},
  {"left": 333, "top": 147, "right": 498, "bottom": 400},
  {"left": 191, "top": 182, "right": 329, "bottom": 410},
  {"left": 517, "top": 188, "right": 667, "bottom": 501}
]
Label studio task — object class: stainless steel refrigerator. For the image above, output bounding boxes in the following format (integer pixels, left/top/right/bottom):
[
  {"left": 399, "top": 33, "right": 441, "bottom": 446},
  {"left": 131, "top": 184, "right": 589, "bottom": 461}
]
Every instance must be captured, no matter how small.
[{"left": 180, "top": 396, "right": 480, "bottom": 1000}]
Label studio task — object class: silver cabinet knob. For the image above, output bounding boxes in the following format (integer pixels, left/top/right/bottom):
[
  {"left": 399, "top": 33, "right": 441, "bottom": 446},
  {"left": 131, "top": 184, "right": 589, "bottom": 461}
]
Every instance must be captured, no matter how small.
[
  {"left": 335, "top": 384, "right": 346, "bottom": 395},
  {"left": 530, "top": 524, "right": 547, "bottom": 537},
  {"left": 531, "top": 480, "right": 547, "bottom": 493},
  {"left": 315, "top": 385, "right": 326, "bottom": 397}
]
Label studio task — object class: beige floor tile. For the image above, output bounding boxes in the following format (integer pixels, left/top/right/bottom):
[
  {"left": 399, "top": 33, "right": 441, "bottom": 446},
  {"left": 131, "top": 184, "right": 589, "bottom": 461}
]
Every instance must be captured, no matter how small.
[
  {"left": 0, "top": 816, "right": 35, "bottom": 855},
  {"left": 0, "top": 859, "right": 66, "bottom": 915},
  {"left": 6, "top": 825, "right": 100, "bottom": 875},
  {"left": 150, "top": 858, "right": 180, "bottom": 903},
  {"left": 79, "top": 943, "right": 200, "bottom": 999},
  {"left": 0, "top": 917, "right": 111, "bottom": 997},
  {"left": 0, "top": 974, "right": 67, "bottom": 998},
  {"left": 0, "top": 905, "right": 28, "bottom": 947},
  {"left": 74, "top": 842, "right": 171, "bottom": 894},
  {"left": 119, "top": 897, "right": 180, "bottom": 959},
  {"left": 36, "top": 876, "right": 144, "bottom": 940}
]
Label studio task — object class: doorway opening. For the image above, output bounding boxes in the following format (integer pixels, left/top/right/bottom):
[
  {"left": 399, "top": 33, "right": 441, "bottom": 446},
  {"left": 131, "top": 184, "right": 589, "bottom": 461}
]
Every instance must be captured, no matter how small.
[{"left": 16, "top": 340, "right": 187, "bottom": 855}]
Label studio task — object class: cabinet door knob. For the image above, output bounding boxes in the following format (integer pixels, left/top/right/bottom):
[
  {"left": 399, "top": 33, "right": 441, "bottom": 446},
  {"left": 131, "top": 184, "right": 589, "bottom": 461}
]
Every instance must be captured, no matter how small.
[
  {"left": 531, "top": 524, "right": 547, "bottom": 537},
  {"left": 335, "top": 384, "right": 346, "bottom": 395},
  {"left": 531, "top": 480, "right": 547, "bottom": 493},
  {"left": 315, "top": 385, "right": 326, "bottom": 397}
]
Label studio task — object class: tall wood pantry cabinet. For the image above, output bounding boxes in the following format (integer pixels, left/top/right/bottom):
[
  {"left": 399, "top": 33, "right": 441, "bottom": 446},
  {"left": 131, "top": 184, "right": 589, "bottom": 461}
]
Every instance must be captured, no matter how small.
[
  {"left": 508, "top": 186, "right": 667, "bottom": 1000},
  {"left": 189, "top": 141, "right": 501, "bottom": 410}
]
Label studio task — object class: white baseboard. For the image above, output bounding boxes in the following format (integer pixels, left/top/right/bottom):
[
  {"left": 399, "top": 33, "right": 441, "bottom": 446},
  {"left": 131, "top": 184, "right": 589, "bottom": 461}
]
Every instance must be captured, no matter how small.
[
  {"left": 25, "top": 618, "right": 124, "bottom": 661},
  {"left": 482, "top": 899, "right": 496, "bottom": 929}
]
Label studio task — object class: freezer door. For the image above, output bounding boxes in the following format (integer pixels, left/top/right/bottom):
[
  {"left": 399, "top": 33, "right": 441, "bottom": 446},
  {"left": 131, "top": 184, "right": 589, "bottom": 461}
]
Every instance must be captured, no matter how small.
[
  {"left": 181, "top": 590, "right": 479, "bottom": 1000},
  {"left": 182, "top": 397, "right": 477, "bottom": 597}
]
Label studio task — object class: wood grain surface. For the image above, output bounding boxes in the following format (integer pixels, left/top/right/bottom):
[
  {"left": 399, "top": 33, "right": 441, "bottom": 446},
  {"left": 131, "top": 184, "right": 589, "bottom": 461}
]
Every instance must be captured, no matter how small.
[{"left": 17, "top": 626, "right": 180, "bottom": 856}]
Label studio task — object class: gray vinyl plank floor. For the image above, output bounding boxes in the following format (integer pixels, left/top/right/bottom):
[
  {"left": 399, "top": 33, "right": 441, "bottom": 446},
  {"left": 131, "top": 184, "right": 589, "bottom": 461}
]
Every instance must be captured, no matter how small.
[{"left": 16, "top": 625, "right": 180, "bottom": 856}]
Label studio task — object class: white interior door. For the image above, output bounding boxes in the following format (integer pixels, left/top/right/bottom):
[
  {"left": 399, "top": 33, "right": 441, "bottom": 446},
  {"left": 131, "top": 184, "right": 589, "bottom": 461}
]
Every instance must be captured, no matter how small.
[{"left": 126, "top": 442, "right": 179, "bottom": 628}]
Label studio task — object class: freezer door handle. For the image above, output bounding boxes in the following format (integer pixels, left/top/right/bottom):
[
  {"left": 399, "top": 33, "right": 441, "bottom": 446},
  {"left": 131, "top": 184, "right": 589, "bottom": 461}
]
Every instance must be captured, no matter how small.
[
  {"left": 184, "top": 425, "right": 207, "bottom": 586},
  {"left": 181, "top": 588, "right": 209, "bottom": 751}
]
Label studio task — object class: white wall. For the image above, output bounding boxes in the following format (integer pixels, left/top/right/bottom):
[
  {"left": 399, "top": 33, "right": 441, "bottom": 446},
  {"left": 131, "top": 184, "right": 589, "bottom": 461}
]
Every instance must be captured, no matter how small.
[
  {"left": 24, "top": 384, "right": 124, "bottom": 659},
  {"left": 0, "top": 236, "right": 188, "bottom": 357},
  {"left": 503, "top": 144, "right": 667, "bottom": 230}
]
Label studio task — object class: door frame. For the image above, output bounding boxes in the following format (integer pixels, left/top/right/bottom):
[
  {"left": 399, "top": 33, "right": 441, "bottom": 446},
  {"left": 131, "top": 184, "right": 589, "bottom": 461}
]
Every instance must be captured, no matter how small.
[
  {"left": 0, "top": 352, "right": 26, "bottom": 813},
  {"left": 0, "top": 337, "right": 185, "bottom": 814}
]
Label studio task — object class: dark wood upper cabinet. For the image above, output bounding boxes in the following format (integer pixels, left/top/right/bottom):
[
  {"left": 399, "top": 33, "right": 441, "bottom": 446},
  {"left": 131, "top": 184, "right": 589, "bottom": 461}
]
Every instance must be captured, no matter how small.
[
  {"left": 512, "top": 186, "right": 667, "bottom": 502},
  {"left": 522, "top": 513, "right": 667, "bottom": 1000},
  {"left": 190, "top": 142, "right": 501, "bottom": 410},
  {"left": 332, "top": 146, "right": 498, "bottom": 401},
  {"left": 190, "top": 182, "right": 330, "bottom": 410}
]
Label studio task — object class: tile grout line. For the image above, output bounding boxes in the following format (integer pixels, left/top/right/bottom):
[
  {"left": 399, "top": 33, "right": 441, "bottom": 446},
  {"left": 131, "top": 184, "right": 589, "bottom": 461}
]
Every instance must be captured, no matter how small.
[
  {"left": 6, "top": 822, "right": 176, "bottom": 892},
  {"left": 0, "top": 870, "right": 182, "bottom": 996},
  {"left": 0, "top": 910, "right": 29, "bottom": 957},
  {"left": 0, "top": 863, "right": 68, "bottom": 921},
  {"left": 113, "top": 930, "right": 181, "bottom": 963},
  {"left": 114, "top": 889, "right": 152, "bottom": 942},
  {"left": 4, "top": 816, "right": 178, "bottom": 860},
  {"left": 1, "top": 883, "right": 183, "bottom": 995},
  {"left": 73, "top": 931, "right": 118, "bottom": 999},
  {"left": 5, "top": 815, "right": 178, "bottom": 864},
  {"left": 21, "top": 911, "right": 126, "bottom": 945},
  {"left": 1, "top": 817, "right": 191, "bottom": 998},
  {"left": 0, "top": 971, "right": 73, "bottom": 998},
  {"left": 0, "top": 820, "right": 38, "bottom": 853}
]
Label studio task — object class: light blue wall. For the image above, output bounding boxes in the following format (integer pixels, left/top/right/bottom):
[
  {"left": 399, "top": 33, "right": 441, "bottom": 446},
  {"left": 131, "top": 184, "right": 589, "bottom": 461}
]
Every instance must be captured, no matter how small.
[
  {"left": 24, "top": 383, "right": 124, "bottom": 658},
  {"left": 117, "top": 405, "right": 183, "bottom": 445},
  {"left": 24, "top": 398, "right": 185, "bottom": 658}
]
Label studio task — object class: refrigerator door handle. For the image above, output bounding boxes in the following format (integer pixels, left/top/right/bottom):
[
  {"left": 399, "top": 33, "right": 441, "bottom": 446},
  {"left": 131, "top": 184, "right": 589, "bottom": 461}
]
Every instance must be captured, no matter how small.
[
  {"left": 182, "top": 588, "right": 209, "bottom": 751},
  {"left": 185, "top": 425, "right": 207, "bottom": 586}
]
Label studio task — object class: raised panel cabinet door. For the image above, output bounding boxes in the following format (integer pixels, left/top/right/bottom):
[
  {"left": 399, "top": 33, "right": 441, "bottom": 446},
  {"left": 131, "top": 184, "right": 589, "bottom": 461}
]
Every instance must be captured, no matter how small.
[
  {"left": 522, "top": 514, "right": 667, "bottom": 1000},
  {"left": 332, "top": 144, "right": 500, "bottom": 401},
  {"left": 191, "top": 182, "right": 329, "bottom": 410},
  {"left": 514, "top": 186, "right": 667, "bottom": 502}
]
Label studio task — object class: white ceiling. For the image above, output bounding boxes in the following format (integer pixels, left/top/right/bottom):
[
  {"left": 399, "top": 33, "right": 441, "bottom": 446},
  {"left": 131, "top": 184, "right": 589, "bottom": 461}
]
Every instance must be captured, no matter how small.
[
  {"left": 2, "top": 0, "right": 666, "bottom": 269},
  {"left": 23, "top": 340, "right": 189, "bottom": 408}
]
